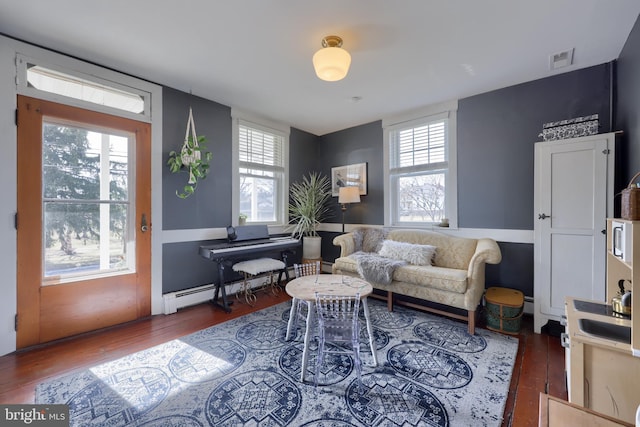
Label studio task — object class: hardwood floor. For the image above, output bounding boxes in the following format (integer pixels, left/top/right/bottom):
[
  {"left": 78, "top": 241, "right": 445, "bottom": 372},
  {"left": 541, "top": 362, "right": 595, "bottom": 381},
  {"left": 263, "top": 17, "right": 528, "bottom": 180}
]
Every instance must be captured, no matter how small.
[
  {"left": 500, "top": 315, "right": 568, "bottom": 426},
  {"left": 0, "top": 291, "right": 566, "bottom": 426}
]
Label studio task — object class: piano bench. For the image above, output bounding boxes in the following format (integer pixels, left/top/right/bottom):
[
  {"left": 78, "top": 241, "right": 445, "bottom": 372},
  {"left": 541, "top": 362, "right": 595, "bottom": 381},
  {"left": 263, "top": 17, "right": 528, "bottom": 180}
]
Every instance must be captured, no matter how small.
[{"left": 232, "top": 258, "right": 286, "bottom": 305}]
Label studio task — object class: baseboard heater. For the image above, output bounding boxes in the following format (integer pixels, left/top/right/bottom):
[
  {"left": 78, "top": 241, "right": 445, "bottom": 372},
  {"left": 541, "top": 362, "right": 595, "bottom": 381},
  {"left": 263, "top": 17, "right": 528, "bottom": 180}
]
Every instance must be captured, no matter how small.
[
  {"left": 163, "top": 283, "right": 217, "bottom": 314},
  {"left": 523, "top": 296, "right": 534, "bottom": 315},
  {"left": 163, "top": 268, "right": 294, "bottom": 314}
]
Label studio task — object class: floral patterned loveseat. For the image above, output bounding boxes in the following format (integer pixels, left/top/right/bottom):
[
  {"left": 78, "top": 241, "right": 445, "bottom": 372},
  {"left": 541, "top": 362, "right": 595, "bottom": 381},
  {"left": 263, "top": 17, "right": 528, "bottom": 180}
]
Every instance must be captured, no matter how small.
[{"left": 332, "top": 228, "right": 502, "bottom": 334}]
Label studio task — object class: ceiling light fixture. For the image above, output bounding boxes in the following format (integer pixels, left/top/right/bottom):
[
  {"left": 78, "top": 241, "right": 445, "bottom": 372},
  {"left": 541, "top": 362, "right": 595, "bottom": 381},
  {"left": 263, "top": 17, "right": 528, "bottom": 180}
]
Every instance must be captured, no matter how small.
[{"left": 313, "top": 35, "right": 351, "bottom": 82}]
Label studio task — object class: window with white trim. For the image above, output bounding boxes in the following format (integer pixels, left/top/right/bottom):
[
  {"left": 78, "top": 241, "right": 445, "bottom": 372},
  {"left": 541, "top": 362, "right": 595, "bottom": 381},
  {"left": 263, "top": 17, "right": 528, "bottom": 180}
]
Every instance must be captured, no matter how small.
[
  {"left": 236, "top": 119, "right": 288, "bottom": 224},
  {"left": 384, "top": 103, "right": 457, "bottom": 227}
]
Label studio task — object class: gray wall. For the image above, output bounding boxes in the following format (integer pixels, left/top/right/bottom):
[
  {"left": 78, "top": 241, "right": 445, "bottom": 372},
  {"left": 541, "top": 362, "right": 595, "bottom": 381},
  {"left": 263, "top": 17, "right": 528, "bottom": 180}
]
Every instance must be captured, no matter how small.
[
  {"left": 161, "top": 88, "right": 234, "bottom": 293},
  {"left": 316, "top": 121, "right": 384, "bottom": 261},
  {"left": 458, "top": 64, "right": 612, "bottom": 230},
  {"left": 616, "top": 16, "right": 640, "bottom": 189},
  {"left": 162, "top": 87, "right": 232, "bottom": 230},
  {"left": 289, "top": 127, "right": 320, "bottom": 183},
  {"left": 318, "top": 121, "right": 384, "bottom": 227}
]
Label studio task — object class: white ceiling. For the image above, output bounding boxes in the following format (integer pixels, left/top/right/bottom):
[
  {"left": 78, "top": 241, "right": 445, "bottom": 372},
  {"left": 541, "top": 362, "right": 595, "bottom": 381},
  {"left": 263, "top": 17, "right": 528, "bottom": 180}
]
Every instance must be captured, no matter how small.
[{"left": 1, "top": 1, "right": 639, "bottom": 136}]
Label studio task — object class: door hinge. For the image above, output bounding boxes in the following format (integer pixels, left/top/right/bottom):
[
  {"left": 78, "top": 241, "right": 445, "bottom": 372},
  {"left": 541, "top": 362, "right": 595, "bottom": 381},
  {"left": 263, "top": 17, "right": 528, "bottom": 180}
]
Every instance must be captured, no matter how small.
[
  {"left": 14, "top": 314, "right": 18, "bottom": 332},
  {"left": 14, "top": 212, "right": 17, "bottom": 230},
  {"left": 602, "top": 148, "right": 610, "bottom": 155},
  {"left": 15, "top": 108, "right": 18, "bottom": 126}
]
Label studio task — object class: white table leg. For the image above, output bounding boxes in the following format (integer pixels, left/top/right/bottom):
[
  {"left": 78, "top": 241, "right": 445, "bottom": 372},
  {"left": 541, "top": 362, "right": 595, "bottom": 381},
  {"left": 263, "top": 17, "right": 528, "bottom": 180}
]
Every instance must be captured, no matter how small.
[
  {"left": 286, "top": 298, "right": 298, "bottom": 341},
  {"left": 300, "top": 302, "right": 315, "bottom": 382},
  {"left": 362, "top": 297, "right": 378, "bottom": 366}
]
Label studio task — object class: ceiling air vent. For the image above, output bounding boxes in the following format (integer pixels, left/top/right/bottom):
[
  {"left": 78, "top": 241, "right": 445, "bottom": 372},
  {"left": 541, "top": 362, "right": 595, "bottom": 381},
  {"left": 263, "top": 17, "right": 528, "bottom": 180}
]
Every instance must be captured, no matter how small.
[{"left": 549, "top": 48, "right": 574, "bottom": 70}]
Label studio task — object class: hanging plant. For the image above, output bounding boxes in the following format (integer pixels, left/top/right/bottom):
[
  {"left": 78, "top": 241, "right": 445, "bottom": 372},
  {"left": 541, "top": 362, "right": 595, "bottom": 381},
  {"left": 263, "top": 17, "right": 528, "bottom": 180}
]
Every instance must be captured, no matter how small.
[{"left": 167, "top": 107, "right": 212, "bottom": 198}]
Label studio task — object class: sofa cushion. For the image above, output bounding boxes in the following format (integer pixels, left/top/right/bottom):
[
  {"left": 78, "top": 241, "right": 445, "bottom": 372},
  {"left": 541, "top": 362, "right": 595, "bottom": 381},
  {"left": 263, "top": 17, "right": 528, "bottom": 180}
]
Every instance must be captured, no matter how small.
[
  {"left": 333, "top": 256, "right": 468, "bottom": 294},
  {"left": 378, "top": 240, "right": 436, "bottom": 266},
  {"left": 393, "top": 265, "right": 468, "bottom": 294},
  {"left": 388, "top": 229, "right": 477, "bottom": 270}
]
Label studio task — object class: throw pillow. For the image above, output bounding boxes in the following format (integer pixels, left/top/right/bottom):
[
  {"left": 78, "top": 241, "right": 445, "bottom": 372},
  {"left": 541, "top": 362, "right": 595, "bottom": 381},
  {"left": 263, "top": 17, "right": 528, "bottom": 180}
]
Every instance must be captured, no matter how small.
[
  {"left": 378, "top": 239, "right": 437, "bottom": 266},
  {"left": 352, "top": 228, "right": 365, "bottom": 252},
  {"left": 362, "top": 228, "right": 388, "bottom": 253},
  {"left": 352, "top": 227, "right": 388, "bottom": 253}
]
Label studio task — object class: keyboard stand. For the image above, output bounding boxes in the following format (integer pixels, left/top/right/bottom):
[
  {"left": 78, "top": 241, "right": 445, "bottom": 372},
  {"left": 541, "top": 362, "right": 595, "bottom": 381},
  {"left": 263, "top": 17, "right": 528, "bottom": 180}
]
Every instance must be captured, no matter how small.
[
  {"left": 277, "top": 250, "right": 293, "bottom": 284},
  {"left": 211, "top": 260, "right": 233, "bottom": 312}
]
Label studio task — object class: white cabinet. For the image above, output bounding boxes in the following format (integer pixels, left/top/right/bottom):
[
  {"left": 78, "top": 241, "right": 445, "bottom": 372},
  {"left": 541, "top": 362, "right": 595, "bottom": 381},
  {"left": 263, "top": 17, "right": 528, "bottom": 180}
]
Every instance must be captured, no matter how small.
[{"left": 534, "top": 132, "right": 617, "bottom": 333}]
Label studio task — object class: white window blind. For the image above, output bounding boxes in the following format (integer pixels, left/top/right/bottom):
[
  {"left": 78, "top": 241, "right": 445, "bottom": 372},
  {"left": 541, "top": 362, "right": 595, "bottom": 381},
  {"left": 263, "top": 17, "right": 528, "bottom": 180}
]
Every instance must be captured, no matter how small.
[
  {"left": 239, "top": 124, "right": 284, "bottom": 171},
  {"left": 391, "top": 120, "right": 447, "bottom": 171}
]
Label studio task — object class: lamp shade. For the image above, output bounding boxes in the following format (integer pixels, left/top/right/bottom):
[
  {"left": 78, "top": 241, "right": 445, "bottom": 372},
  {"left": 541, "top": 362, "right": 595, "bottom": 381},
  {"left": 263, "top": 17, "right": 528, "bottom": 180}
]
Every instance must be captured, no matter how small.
[
  {"left": 313, "top": 36, "right": 351, "bottom": 82},
  {"left": 338, "top": 186, "right": 360, "bottom": 204}
]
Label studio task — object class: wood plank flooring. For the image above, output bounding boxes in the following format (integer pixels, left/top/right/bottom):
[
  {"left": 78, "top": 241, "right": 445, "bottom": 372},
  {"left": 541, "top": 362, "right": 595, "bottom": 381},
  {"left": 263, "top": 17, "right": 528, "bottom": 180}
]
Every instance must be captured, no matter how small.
[{"left": 0, "top": 291, "right": 566, "bottom": 426}]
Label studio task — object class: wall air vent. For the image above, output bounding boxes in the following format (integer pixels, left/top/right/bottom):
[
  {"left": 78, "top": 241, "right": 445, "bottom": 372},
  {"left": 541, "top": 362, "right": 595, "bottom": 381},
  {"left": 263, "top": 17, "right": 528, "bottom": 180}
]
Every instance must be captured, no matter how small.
[{"left": 549, "top": 48, "right": 574, "bottom": 70}]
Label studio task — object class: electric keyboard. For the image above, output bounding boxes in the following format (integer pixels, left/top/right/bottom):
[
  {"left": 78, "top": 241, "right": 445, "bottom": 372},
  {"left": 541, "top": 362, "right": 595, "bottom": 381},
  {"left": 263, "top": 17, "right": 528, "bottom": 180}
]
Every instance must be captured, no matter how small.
[
  {"left": 199, "top": 225, "right": 300, "bottom": 312},
  {"left": 198, "top": 236, "right": 299, "bottom": 259}
]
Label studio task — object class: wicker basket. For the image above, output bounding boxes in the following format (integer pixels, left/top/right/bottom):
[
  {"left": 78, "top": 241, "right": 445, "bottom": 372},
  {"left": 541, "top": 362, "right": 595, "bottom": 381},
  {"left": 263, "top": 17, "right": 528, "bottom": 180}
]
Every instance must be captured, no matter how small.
[{"left": 621, "top": 172, "right": 640, "bottom": 220}]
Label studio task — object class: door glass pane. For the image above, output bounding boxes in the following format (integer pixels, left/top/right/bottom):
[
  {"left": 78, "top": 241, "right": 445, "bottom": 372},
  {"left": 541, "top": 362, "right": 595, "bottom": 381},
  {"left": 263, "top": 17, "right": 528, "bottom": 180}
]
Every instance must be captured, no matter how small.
[{"left": 42, "top": 119, "right": 134, "bottom": 282}]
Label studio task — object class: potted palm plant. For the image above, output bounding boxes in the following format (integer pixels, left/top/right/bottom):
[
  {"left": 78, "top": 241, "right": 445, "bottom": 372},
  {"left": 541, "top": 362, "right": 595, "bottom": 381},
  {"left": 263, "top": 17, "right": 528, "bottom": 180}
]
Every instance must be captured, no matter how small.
[{"left": 288, "top": 171, "right": 332, "bottom": 259}]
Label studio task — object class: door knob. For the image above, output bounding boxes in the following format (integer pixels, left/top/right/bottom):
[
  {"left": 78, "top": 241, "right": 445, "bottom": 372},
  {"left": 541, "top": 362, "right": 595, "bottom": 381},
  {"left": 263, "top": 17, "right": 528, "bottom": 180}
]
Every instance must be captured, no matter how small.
[{"left": 538, "top": 213, "right": 549, "bottom": 220}]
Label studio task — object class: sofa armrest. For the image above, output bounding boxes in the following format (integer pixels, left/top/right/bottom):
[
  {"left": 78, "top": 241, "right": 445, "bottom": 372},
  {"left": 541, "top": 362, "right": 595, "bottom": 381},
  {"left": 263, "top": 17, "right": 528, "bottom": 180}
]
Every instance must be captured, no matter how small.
[
  {"left": 464, "top": 238, "right": 502, "bottom": 309},
  {"left": 333, "top": 233, "right": 356, "bottom": 257},
  {"left": 468, "top": 238, "right": 502, "bottom": 270}
]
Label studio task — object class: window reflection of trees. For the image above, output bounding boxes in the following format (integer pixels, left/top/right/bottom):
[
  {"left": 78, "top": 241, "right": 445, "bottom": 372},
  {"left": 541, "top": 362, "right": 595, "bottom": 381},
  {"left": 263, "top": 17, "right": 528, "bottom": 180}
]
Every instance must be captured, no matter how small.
[
  {"left": 398, "top": 173, "right": 445, "bottom": 222},
  {"left": 239, "top": 173, "right": 277, "bottom": 222},
  {"left": 42, "top": 123, "right": 129, "bottom": 275}
]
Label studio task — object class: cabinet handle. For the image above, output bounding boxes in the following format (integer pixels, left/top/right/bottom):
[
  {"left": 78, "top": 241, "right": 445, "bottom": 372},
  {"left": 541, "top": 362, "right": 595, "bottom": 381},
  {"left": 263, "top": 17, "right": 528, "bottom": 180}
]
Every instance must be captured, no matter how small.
[
  {"left": 612, "top": 226, "right": 623, "bottom": 258},
  {"left": 538, "top": 213, "right": 550, "bottom": 220}
]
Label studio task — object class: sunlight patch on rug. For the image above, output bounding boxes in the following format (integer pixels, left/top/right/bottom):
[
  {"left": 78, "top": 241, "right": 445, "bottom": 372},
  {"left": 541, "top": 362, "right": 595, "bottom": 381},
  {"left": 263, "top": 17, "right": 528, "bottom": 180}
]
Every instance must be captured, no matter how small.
[{"left": 36, "top": 299, "right": 518, "bottom": 426}]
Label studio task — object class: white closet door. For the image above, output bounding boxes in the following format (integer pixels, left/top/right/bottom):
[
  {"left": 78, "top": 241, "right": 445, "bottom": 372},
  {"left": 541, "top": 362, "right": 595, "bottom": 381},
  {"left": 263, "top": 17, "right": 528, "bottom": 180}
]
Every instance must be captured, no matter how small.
[{"left": 533, "top": 133, "right": 614, "bottom": 333}]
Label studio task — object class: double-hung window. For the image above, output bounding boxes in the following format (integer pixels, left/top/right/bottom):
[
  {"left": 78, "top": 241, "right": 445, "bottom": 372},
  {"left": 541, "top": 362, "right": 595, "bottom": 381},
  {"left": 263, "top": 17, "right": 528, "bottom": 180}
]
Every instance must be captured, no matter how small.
[
  {"left": 233, "top": 113, "right": 289, "bottom": 225},
  {"left": 384, "top": 101, "right": 457, "bottom": 228}
]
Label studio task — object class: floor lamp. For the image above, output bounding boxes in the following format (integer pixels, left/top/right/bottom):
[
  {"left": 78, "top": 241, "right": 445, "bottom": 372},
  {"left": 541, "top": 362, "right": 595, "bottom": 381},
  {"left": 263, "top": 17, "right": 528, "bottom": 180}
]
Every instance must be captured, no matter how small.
[{"left": 338, "top": 186, "right": 361, "bottom": 233}]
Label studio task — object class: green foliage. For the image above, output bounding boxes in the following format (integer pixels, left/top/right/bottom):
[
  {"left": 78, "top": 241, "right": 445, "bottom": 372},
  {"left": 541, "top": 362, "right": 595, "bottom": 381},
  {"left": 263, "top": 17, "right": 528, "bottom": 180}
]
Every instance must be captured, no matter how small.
[
  {"left": 288, "top": 172, "right": 332, "bottom": 237},
  {"left": 167, "top": 135, "right": 212, "bottom": 198}
]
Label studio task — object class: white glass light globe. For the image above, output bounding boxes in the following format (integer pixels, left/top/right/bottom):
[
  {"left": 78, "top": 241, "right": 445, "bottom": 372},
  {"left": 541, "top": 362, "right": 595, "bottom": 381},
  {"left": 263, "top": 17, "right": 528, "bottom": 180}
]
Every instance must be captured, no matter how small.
[{"left": 313, "top": 47, "right": 351, "bottom": 82}]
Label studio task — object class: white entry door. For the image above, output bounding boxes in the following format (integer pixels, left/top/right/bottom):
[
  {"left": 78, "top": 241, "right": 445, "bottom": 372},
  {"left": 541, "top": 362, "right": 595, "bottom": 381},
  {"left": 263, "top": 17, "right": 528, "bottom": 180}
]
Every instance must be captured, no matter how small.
[{"left": 533, "top": 133, "right": 615, "bottom": 333}]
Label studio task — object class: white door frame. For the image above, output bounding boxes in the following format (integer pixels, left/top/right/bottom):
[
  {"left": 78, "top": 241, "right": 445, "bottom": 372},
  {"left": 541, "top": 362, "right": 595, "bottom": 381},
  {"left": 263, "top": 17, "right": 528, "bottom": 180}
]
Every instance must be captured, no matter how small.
[{"left": 0, "top": 35, "right": 163, "bottom": 356}]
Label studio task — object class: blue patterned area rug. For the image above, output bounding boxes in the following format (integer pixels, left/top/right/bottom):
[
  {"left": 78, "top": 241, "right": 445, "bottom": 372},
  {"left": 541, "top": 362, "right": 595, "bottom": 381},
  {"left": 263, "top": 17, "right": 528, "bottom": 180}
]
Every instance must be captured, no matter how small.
[{"left": 36, "top": 300, "right": 518, "bottom": 426}]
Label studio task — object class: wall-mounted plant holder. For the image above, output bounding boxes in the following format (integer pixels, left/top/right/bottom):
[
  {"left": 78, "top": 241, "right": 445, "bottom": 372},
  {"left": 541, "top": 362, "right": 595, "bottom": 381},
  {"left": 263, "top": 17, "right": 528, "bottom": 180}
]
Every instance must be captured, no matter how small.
[{"left": 167, "top": 107, "right": 212, "bottom": 198}]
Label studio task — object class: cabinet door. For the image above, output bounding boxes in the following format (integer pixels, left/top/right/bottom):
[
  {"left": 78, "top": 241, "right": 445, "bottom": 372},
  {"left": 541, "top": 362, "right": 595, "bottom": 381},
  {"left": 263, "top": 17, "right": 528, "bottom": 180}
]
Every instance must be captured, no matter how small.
[
  {"left": 534, "top": 135, "right": 612, "bottom": 333},
  {"left": 583, "top": 344, "right": 640, "bottom": 423}
]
